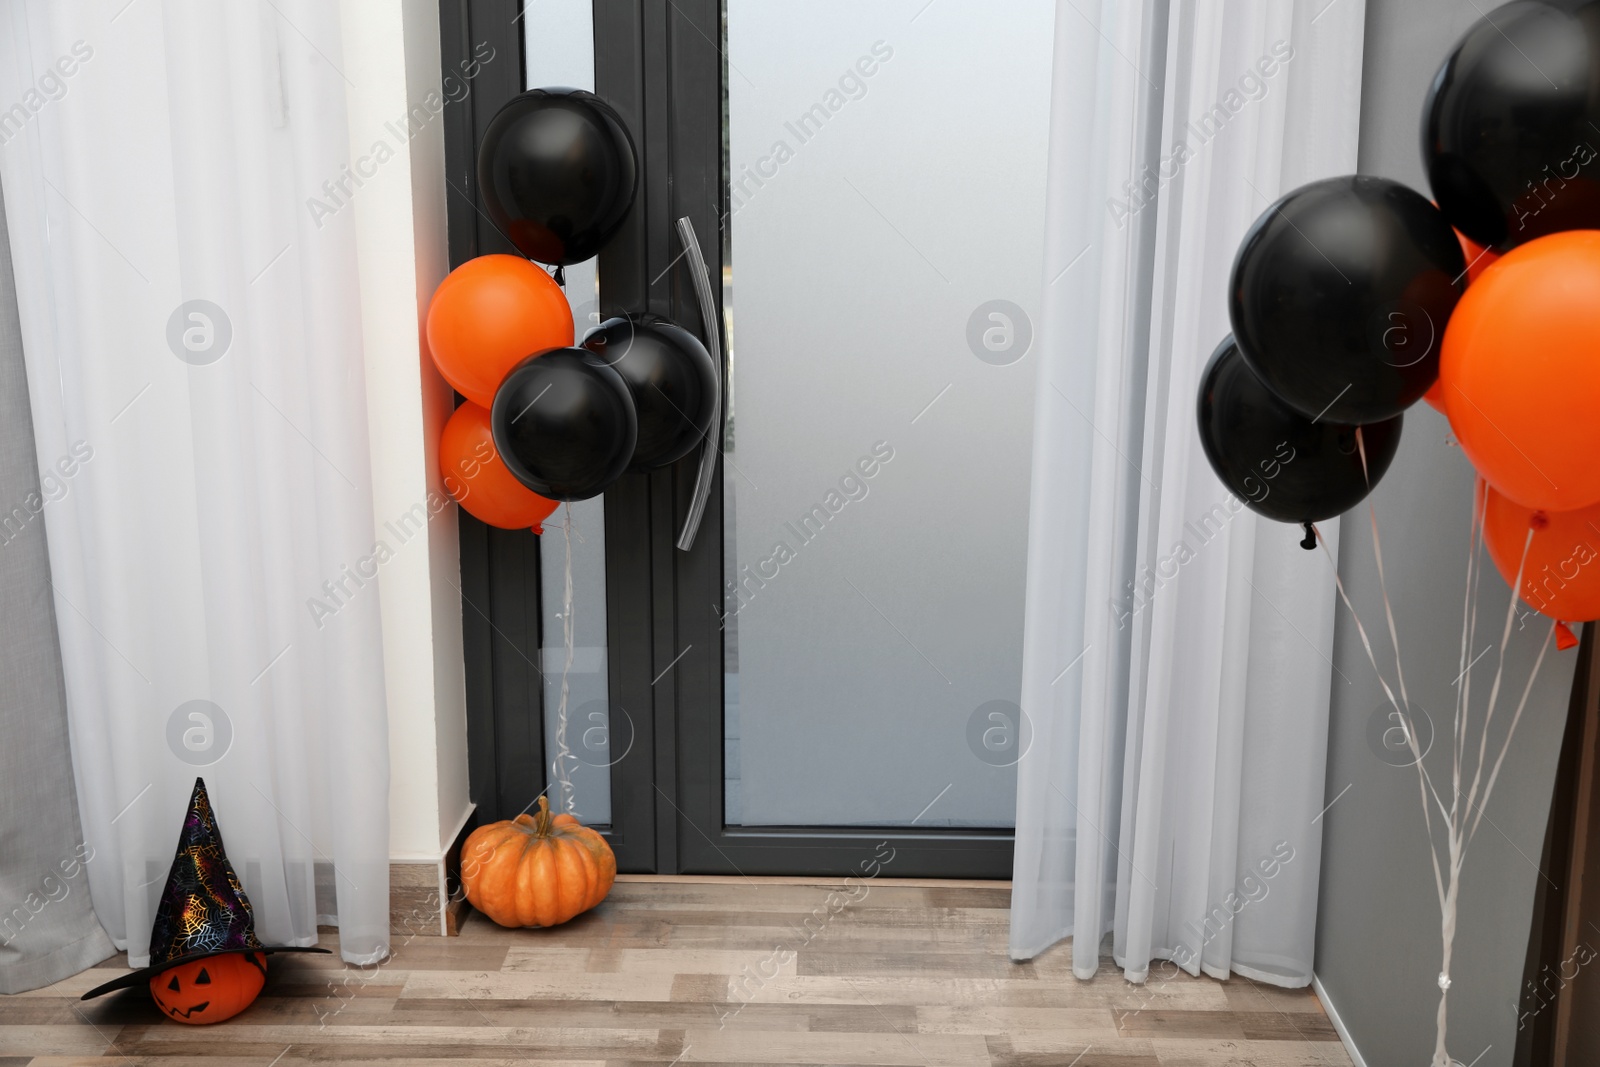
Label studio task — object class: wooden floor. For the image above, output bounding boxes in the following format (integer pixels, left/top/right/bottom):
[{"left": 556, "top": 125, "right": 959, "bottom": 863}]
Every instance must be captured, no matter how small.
[{"left": 5, "top": 879, "right": 1351, "bottom": 1066}]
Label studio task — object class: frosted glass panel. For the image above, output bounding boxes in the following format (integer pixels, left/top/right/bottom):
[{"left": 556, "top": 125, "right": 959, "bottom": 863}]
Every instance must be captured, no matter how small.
[{"left": 723, "top": 0, "right": 1054, "bottom": 828}]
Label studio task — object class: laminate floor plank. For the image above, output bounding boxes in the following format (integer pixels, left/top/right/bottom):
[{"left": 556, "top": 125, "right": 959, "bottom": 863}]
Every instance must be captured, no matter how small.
[
  {"left": 796, "top": 951, "right": 1034, "bottom": 981},
  {"left": 662, "top": 926, "right": 1009, "bottom": 953},
  {"left": 3, "top": 881, "right": 1350, "bottom": 1067}
]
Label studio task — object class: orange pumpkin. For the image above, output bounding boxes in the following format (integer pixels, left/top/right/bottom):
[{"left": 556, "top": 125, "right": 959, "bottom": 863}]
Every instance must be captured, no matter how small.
[
  {"left": 460, "top": 796, "right": 616, "bottom": 927},
  {"left": 148, "top": 951, "right": 267, "bottom": 1024}
]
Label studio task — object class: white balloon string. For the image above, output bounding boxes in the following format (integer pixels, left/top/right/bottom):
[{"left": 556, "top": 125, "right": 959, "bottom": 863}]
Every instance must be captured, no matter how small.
[
  {"left": 1341, "top": 437, "right": 1451, "bottom": 918},
  {"left": 1358, "top": 429, "right": 1417, "bottom": 754},
  {"left": 1313, "top": 522, "right": 1451, "bottom": 905},
  {"left": 1461, "top": 525, "right": 1537, "bottom": 821},
  {"left": 552, "top": 504, "right": 578, "bottom": 818},
  {"left": 1465, "top": 524, "right": 1536, "bottom": 825},
  {"left": 1429, "top": 527, "right": 1544, "bottom": 1067},
  {"left": 1470, "top": 620, "right": 1553, "bottom": 844},
  {"left": 1452, "top": 487, "right": 1487, "bottom": 823},
  {"left": 1462, "top": 493, "right": 1490, "bottom": 764}
]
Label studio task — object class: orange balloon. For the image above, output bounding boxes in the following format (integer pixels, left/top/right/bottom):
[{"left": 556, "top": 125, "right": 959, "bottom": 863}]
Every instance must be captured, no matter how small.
[
  {"left": 1421, "top": 380, "right": 1446, "bottom": 413},
  {"left": 1439, "top": 231, "right": 1600, "bottom": 510},
  {"left": 1424, "top": 231, "right": 1503, "bottom": 412},
  {"left": 426, "top": 255, "right": 574, "bottom": 408},
  {"left": 440, "top": 402, "right": 558, "bottom": 532},
  {"left": 1482, "top": 480, "right": 1600, "bottom": 623}
]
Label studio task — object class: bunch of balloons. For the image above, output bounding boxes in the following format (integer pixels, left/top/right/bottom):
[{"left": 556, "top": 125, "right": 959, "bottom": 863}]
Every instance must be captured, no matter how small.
[
  {"left": 1200, "top": 0, "right": 1600, "bottom": 632},
  {"left": 427, "top": 89, "right": 719, "bottom": 532}
]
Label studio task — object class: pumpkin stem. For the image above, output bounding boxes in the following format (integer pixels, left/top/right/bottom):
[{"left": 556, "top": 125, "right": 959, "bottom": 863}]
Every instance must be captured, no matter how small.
[{"left": 533, "top": 794, "right": 555, "bottom": 837}]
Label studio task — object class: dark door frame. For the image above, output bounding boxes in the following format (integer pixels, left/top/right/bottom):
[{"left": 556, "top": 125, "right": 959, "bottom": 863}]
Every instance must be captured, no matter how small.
[
  {"left": 440, "top": 0, "right": 543, "bottom": 830},
  {"left": 441, "top": 0, "right": 659, "bottom": 873},
  {"left": 1516, "top": 623, "right": 1600, "bottom": 1065},
  {"left": 444, "top": 0, "right": 1014, "bottom": 878}
]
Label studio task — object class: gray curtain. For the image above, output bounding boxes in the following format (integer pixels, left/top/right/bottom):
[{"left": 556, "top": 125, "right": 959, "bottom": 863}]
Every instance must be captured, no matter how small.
[{"left": 0, "top": 182, "right": 116, "bottom": 992}]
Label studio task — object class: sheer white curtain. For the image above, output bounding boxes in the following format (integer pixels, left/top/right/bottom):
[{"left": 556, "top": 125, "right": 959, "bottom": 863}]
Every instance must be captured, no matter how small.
[
  {"left": 1010, "top": 0, "right": 1366, "bottom": 986},
  {"left": 0, "top": 2, "right": 390, "bottom": 965}
]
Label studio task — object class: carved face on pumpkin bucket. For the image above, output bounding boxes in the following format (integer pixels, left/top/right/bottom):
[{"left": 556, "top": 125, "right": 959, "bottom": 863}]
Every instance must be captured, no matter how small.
[{"left": 147, "top": 951, "right": 267, "bottom": 1024}]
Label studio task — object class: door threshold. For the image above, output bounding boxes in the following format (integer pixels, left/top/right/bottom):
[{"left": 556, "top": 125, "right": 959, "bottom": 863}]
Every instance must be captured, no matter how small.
[{"left": 614, "top": 873, "right": 1011, "bottom": 889}]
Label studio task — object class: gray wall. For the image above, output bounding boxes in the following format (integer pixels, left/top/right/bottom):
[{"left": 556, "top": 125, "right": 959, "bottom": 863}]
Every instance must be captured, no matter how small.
[{"left": 1313, "top": 2, "right": 1580, "bottom": 1064}]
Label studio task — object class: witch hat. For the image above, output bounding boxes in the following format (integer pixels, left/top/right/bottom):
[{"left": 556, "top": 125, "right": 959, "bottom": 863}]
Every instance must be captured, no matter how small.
[{"left": 81, "top": 777, "right": 328, "bottom": 999}]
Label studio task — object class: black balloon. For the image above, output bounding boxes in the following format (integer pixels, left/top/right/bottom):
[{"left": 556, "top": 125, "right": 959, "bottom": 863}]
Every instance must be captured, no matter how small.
[
  {"left": 1229, "top": 175, "right": 1463, "bottom": 424},
  {"left": 491, "top": 348, "right": 638, "bottom": 501},
  {"left": 1424, "top": 0, "right": 1600, "bottom": 252},
  {"left": 1197, "top": 336, "right": 1403, "bottom": 524},
  {"left": 478, "top": 88, "right": 638, "bottom": 266},
  {"left": 582, "top": 315, "right": 718, "bottom": 470}
]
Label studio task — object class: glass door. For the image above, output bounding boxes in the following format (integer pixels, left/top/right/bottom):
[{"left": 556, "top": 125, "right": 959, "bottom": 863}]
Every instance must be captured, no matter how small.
[
  {"left": 719, "top": 0, "right": 1055, "bottom": 833},
  {"left": 452, "top": 0, "right": 1053, "bottom": 877}
]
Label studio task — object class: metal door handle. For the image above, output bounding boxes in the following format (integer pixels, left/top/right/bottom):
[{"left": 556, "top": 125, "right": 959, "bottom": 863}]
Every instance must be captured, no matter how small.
[{"left": 674, "top": 215, "right": 722, "bottom": 551}]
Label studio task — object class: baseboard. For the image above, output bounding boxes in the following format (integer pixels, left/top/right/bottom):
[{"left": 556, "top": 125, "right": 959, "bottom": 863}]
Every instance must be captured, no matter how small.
[
  {"left": 389, "top": 803, "right": 477, "bottom": 937},
  {"left": 440, "top": 804, "right": 475, "bottom": 935},
  {"left": 390, "top": 860, "right": 447, "bottom": 937},
  {"left": 1312, "top": 972, "right": 1369, "bottom": 1067}
]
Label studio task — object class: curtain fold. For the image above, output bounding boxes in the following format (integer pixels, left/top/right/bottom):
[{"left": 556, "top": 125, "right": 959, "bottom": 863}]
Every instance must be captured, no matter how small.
[
  {"left": 1010, "top": 0, "right": 1367, "bottom": 987},
  {"left": 0, "top": 1, "right": 390, "bottom": 967},
  {"left": 0, "top": 177, "right": 117, "bottom": 995}
]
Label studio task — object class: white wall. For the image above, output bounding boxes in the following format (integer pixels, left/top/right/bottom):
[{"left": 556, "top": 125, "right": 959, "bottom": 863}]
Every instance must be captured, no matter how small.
[{"left": 339, "top": 0, "right": 471, "bottom": 862}]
